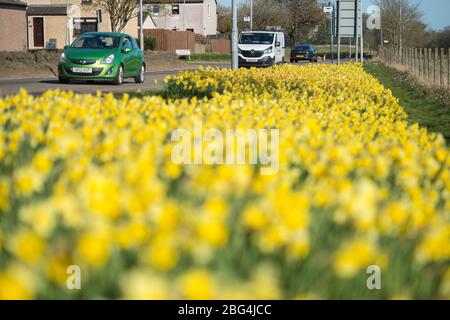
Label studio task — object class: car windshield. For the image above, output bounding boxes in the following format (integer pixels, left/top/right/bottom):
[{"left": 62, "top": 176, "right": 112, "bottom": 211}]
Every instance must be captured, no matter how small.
[
  {"left": 239, "top": 33, "right": 274, "bottom": 45},
  {"left": 72, "top": 35, "right": 121, "bottom": 49},
  {"left": 295, "top": 45, "right": 312, "bottom": 51}
]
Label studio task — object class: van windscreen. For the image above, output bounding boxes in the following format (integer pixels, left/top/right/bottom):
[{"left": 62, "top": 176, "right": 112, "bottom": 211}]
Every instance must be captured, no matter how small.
[{"left": 239, "top": 33, "right": 274, "bottom": 45}]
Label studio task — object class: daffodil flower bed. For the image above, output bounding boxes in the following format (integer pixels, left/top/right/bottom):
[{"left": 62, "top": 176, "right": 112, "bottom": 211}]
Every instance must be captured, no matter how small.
[{"left": 0, "top": 64, "right": 449, "bottom": 299}]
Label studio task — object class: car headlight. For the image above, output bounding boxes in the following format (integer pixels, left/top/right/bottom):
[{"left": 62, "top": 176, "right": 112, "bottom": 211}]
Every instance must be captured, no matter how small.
[
  {"left": 101, "top": 54, "right": 115, "bottom": 64},
  {"left": 264, "top": 46, "right": 273, "bottom": 54},
  {"left": 59, "top": 53, "right": 68, "bottom": 63},
  {"left": 238, "top": 48, "right": 241, "bottom": 54}
]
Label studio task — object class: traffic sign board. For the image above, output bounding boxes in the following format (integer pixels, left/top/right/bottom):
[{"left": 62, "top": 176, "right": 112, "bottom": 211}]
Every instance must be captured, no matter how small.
[{"left": 336, "top": 0, "right": 362, "bottom": 37}]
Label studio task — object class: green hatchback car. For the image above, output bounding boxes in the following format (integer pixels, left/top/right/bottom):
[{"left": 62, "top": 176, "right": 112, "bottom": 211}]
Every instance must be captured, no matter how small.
[{"left": 58, "top": 32, "right": 145, "bottom": 85}]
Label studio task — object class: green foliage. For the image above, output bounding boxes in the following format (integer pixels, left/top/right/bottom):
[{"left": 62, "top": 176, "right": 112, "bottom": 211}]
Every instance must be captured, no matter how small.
[
  {"left": 365, "top": 62, "right": 450, "bottom": 144},
  {"left": 143, "top": 37, "right": 156, "bottom": 51}
]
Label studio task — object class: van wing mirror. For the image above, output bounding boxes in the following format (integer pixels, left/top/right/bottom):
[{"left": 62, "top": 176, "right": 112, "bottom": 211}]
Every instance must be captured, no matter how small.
[{"left": 276, "top": 41, "right": 281, "bottom": 47}]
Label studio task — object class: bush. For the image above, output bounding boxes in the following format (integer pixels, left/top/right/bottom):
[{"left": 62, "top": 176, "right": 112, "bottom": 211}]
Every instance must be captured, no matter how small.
[{"left": 144, "top": 37, "right": 156, "bottom": 51}]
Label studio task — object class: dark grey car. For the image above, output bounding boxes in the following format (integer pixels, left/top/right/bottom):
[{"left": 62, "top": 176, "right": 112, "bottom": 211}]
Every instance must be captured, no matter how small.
[{"left": 290, "top": 44, "right": 318, "bottom": 63}]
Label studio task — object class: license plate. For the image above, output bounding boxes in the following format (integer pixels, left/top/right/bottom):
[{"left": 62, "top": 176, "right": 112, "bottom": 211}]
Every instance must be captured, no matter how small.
[
  {"left": 246, "top": 58, "right": 258, "bottom": 63},
  {"left": 297, "top": 55, "right": 304, "bottom": 58},
  {"left": 72, "top": 67, "right": 92, "bottom": 73}
]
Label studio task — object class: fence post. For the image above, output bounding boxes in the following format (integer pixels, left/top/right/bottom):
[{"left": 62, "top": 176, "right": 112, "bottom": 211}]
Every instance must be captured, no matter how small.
[
  {"left": 428, "top": 48, "right": 433, "bottom": 84},
  {"left": 404, "top": 47, "right": 407, "bottom": 67},
  {"left": 414, "top": 48, "right": 417, "bottom": 76},
  {"left": 409, "top": 48, "right": 412, "bottom": 71},
  {"left": 448, "top": 48, "right": 450, "bottom": 89},
  {"left": 426, "top": 48, "right": 431, "bottom": 84},
  {"left": 419, "top": 48, "right": 423, "bottom": 78},
  {"left": 410, "top": 48, "right": 413, "bottom": 73},
  {"left": 421, "top": 48, "right": 425, "bottom": 81},
  {"left": 420, "top": 48, "right": 425, "bottom": 81},
  {"left": 440, "top": 48, "right": 444, "bottom": 88},
  {"left": 428, "top": 48, "right": 432, "bottom": 85},
  {"left": 401, "top": 47, "right": 404, "bottom": 65},
  {"left": 434, "top": 48, "right": 438, "bottom": 86}
]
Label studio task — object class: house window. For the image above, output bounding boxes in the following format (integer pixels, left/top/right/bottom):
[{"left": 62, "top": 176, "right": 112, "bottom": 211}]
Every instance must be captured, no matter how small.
[
  {"left": 172, "top": 4, "right": 180, "bottom": 15},
  {"left": 151, "top": 5, "right": 160, "bottom": 15},
  {"left": 81, "top": 0, "right": 92, "bottom": 4},
  {"left": 73, "top": 18, "right": 98, "bottom": 37}
]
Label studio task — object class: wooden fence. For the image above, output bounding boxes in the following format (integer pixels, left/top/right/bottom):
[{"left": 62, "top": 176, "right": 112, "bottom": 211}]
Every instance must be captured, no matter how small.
[
  {"left": 143, "top": 29, "right": 230, "bottom": 54},
  {"left": 379, "top": 46, "right": 450, "bottom": 89},
  {"left": 143, "top": 29, "right": 195, "bottom": 54},
  {"left": 210, "top": 39, "right": 231, "bottom": 53}
]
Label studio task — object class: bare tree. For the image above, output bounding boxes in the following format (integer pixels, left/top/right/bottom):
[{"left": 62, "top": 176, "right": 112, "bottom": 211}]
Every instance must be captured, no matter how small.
[
  {"left": 275, "top": 0, "right": 322, "bottom": 46},
  {"left": 95, "top": 0, "right": 138, "bottom": 33},
  {"left": 221, "top": 0, "right": 322, "bottom": 45},
  {"left": 238, "top": 0, "right": 284, "bottom": 31},
  {"left": 217, "top": 4, "right": 231, "bottom": 34},
  {"left": 375, "top": 0, "right": 425, "bottom": 48}
]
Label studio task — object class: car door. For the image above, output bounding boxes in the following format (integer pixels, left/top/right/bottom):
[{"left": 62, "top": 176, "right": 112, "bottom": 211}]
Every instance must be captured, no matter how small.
[
  {"left": 130, "top": 37, "right": 142, "bottom": 72},
  {"left": 121, "top": 37, "right": 135, "bottom": 76}
]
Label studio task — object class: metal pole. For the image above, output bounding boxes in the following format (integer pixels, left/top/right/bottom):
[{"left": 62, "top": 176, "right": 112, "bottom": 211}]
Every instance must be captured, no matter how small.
[
  {"left": 349, "top": 37, "right": 352, "bottom": 60},
  {"left": 337, "top": 0, "right": 341, "bottom": 64},
  {"left": 139, "top": 0, "right": 144, "bottom": 50},
  {"left": 360, "top": 0, "right": 363, "bottom": 63},
  {"left": 250, "top": 0, "right": 253, "bottom": 30},
  {"left": 330, "top": 10, "right": 334, "bottom": 64},
  {"left": 232, "top": 0, "right": 238, "bottom": 69}
]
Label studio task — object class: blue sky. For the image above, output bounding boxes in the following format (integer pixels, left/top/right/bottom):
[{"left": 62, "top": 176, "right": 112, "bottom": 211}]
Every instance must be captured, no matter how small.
[{"left": 218, "top": 0, "right": 450, "bottom": 30}]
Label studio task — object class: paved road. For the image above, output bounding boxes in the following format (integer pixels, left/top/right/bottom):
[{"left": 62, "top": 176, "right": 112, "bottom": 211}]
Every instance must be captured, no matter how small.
[
  {"left": 0, "top": 63, "right": 230, "bottom": 96},
  {"left": 0, "top": 60, "right": 339, "bottom": 97}
]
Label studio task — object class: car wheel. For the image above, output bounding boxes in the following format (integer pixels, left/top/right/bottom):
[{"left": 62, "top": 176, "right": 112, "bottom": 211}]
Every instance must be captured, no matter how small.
[
  {"left": 135, "top": 64, "right": 145, "bottom": 83},
  {"left": 59, "top": 76, "right": 70, "bottom": 84},
  {"left": 114, "top": 65, "right": 124, "bottom": 85}
]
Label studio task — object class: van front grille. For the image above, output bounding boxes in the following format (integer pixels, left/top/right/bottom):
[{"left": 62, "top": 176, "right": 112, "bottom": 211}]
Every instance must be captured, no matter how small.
[{"left": 241, "top": 50, "right": 264, "bottom": 58}]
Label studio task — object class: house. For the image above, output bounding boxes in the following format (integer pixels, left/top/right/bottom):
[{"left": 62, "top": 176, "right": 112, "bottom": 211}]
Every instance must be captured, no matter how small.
[
  {"left": 0, "top": 0, "right": 28, "bottom": 51},
  {"left": 142, "top": 0, "right": 217, "bottom": 36},
  {"left": 25, "top": 0, "right": 138, "bottom": 50}
]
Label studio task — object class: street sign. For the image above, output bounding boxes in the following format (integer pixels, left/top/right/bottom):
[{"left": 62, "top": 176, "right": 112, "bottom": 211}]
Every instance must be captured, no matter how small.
[
  {"left": 243, "top": 16, "right": 251, "bottom": 22},
  {"left": 336, "top": 0, "right": 362, "bottom": 37},
  {"left": 176, "top": 49, "right": 191, "bottom": 57},
  {"left": 336, "top": 0, "right": 364, "bottom": 64},
  {"left": 323, "top": 6, "right": 333, "bottom": 13}
]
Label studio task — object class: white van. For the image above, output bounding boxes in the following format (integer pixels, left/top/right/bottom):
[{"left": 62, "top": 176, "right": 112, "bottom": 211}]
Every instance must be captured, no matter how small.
[{"left": 238, "top": 31, "right": 285, "bottom": 68}]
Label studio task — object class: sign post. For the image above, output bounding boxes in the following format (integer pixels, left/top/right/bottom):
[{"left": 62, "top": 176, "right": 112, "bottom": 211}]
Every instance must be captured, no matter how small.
[
  {"left": 336, "top": 0, "right": 363, "bottom": 64},
  {"left": 250, "top": 0, "right": 253, "bottom": 30},
  {"left": 139, "top": 0, "right": 144, "bottom": 50},
  {"left": 231, "top": 0, "right": 238, "bottom": 70},
  {"left": 323, "top": 4, "right": 335, "bottom": 64}
]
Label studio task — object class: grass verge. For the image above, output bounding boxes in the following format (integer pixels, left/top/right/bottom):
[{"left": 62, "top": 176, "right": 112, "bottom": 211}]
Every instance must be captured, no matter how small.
[{"left": 364, "top": 62, "right": 450, "bottom": 144}]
